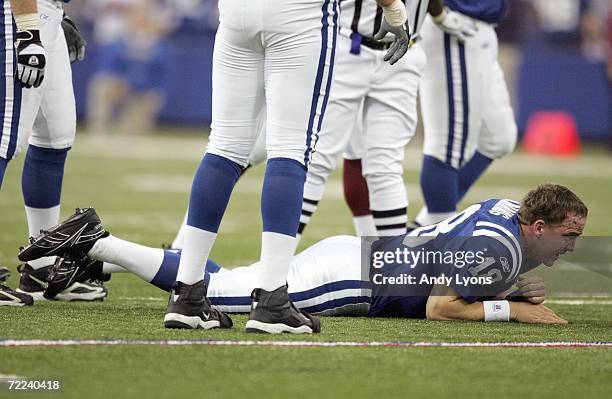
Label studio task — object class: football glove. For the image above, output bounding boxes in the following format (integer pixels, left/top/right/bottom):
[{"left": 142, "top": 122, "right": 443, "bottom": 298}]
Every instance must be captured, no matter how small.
[
  {"left": 14, "top": 29, "right": 46, "bottom": 88},
  {"left": 374, "top": 19, "right": 410, "bottom": 65},
  {"left": 432, "top": 7, "right": 477, "bottom": 43},
  {"left": 62, "top": 14, "right": 87, "bottom": 63},
  {"left": 374, "top": 0, "right": 410, "bottom": 65}
]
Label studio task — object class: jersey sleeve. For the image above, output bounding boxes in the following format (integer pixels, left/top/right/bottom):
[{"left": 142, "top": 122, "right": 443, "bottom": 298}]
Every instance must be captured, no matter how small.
[{"left": 445, "top": 235, "right": 521, "bottom": 303}]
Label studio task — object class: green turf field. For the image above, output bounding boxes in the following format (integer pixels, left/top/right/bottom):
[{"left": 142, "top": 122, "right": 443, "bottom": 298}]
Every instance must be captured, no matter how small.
[{"left": 1, "top": 132, "right": 611, "bottom": 399}]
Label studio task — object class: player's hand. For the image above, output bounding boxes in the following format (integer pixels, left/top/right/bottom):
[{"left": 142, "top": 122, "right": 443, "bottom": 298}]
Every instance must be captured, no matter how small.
[
  {"left": 374, "top": 19, "right": 410, "bottom": 65},
  {"left": 14, "top": 30, "right": 46, "bottom": 88},
  {"left": 62, "top": 14, "right": 86, "bottom": 63},
  {"left": 432, "top": 7, "right": 476, "bottom": 43},
  {"left": 511, "top": 302, "right": 567, "bottom": 324},
  {"left": 516, "top": 275, "right": 546, "bottom": 304}
]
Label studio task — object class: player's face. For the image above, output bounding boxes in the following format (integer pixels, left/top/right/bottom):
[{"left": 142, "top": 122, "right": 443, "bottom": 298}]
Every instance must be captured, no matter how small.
[{"left": 534, "top": 213, "right": 587, "bottom": 266}]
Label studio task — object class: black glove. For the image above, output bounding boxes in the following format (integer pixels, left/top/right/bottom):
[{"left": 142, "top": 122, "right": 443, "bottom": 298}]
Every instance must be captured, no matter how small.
[
  {"left": 61, "top": 14, "right": 86, "bottom": 63},
  {"left": 14, "top": 29, "right": 46, "bottom": 88}
]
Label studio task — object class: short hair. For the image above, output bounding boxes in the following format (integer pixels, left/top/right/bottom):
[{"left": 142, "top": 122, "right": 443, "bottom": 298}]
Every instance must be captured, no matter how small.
[{"left": 518, "top": 183, "right": 588, "bottom": 225}]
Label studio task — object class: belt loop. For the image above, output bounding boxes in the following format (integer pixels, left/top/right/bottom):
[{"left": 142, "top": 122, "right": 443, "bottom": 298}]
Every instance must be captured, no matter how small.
[{"left": 350, "top": 32, "right": 362, "bottom": 55}]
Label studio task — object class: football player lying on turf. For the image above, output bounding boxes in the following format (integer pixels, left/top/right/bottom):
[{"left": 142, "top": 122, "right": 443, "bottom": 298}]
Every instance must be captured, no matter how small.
[{"left": 19, "top": 183, "right": 586, "bottom": 325}]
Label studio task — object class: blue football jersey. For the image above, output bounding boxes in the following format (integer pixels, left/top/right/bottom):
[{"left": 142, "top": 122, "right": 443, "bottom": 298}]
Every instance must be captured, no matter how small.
[
  {"left": 444, "top": 0, "right": 506, "bottom": 24},
  {"left": 368, "top": 199, "right": 538, "bottom": 318}
]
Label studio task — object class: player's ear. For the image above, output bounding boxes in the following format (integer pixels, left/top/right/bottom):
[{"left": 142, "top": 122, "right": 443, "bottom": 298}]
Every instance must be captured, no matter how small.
[{"left": 532, "top": 219, "right": 546, "bottom": 238}]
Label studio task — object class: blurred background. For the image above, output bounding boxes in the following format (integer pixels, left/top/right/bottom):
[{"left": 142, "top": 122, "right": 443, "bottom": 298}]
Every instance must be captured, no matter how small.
[{"left": 64, "top": 0, "right": 611, "bottom": 150}]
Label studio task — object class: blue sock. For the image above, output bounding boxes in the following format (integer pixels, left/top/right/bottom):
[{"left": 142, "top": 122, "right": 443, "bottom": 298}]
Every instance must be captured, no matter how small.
[
  {"left": 0, "top": 157, "right": 7, "bottom": 189},
  {"left": 22, "top": 146, "right": 69, "bottom": 208},
  {"left": 457, "top": 151, "right": 493, "bottom": 201},
  {"left": 261, "top": 158, "right": 306, "bottom": 236},
  {"left": 186, "top": 153, "right": 242, "bottom": 232},
  {"left": 420, "top": 155, "right": 458, "bottom": 213},
  {"left": 150, "top": 250, "right": 219, "bottom": 291}
]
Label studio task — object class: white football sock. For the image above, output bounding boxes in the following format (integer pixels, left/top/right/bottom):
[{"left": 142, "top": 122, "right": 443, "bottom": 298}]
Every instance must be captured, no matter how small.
[
  {"left": 171, "top": 210, "right": 188, "bottom": 249},
  {"left": 415, "top": 206, "right": 456, "bottom": 227},
  {"left": 175, "top": 225, "right": 216, "bottom": 285},
  {"left": 352, "top": 215, "right": 377, "bottom": 237},
  {"left": 24, "top": 205, "right": 60, "bottom": 269},
  {"left": 88, "top": 235, "right": 164, "bottom": 282},
  {"left": 257, "top": 232, "right": 296, "bottom": 291},
  {"left": 102, "top": 263, "right": 128, "bottom": 274}
]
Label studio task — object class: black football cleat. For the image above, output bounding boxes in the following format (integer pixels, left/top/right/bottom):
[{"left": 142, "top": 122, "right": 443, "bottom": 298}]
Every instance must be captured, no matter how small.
[
  {"left": 245, "top": 285, "right": 320, "bottom": 334},
  {"left": 0, "top": 267, "right": 33, "bottom": 307},
  {"left": 17, "top": 261, "right": 108, "bottom": 302},
  {"left": 42, "top": 256, "right": 108, "bottom": 300},
  {"left": 18, "top": 208, "right": 108, "bottom": 262},
  {"left": 0, "top": 267, "right": 10, "bottom": 282},
  {"left": 164, "top": 280, "right": 233, "bottom": 330}
]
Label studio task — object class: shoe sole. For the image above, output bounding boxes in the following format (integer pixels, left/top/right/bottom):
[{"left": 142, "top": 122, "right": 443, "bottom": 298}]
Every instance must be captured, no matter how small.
[
  {"left": 0, "top": 301, "right": 30, "bottom": 307},
  {"left": 245, "top": 320, "right": 314, "bottom": 334},
  {"left": 17, "top": 287, "right": 107, "bottom": 302},
  {"left": 16, "top": 289, "right": 45, "bottom": 301},
  {"left": 164, "top": 313, "right": 221, "bottom": 330}
]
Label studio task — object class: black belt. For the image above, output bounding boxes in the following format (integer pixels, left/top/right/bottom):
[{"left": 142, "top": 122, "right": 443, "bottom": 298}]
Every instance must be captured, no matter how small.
[{"left": 360, "top": 36, "right": 392, "bottom": 51}]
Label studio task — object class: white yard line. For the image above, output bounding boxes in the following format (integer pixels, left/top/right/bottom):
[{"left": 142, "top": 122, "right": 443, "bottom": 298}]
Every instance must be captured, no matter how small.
[
  {"left": 0, "top": 339, "right": 610, "bottom": 348},
  {"left": 546, "top": 299, "right": 612, "bottom": 305}
]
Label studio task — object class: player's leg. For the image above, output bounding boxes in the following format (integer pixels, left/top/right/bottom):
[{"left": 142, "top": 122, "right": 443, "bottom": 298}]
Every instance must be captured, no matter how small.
[
  {"left": 88, "top": 235, "right": 223, "bottom": 291},
  {"left": 416, "top": 18, "right": 488, "bottom": 226},
  {"left": 458, "top": 59, "right": 517, "bottom": 201},
  {"left": 341, "top": 115, "right": 378, "bottom": 237},
  {"left": 20, "top": 9, "right": 74, "bottom": 275},
  {"left": 362, "top": 45, "right": 425, "bottom": 236},
  {"left": 94, "top": 234, "right": 368, "bottom": 316},
  {"left": 85, "top": 231, "right": 368, "bottom": 316},
  {"left": 0, "top": 2, "right": 24, "bottom": 188},
  {"left": 208, "top": 235, "right": 369, "bottom": 316},
  {"left": 165, "top": 2, "right": 265, "bottom": 329},
  {"left": 170, "top": 111, "right": 266, "bottom": 250},
  {"left": 244, "top": 0, "right": 338, "bottom": 333},
  {"left": 298, "top": 33, "right": 371, "bottom": 240}
]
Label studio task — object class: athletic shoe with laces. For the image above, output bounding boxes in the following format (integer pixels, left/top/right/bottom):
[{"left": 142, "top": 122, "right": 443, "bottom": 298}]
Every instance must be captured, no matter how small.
[
  {"left": 0, "top": 267, "right": 33, "bottom": 307},
  {"left": 245, "top": 285, "right": 321, "bottom": 334},
  {"left": 164, "top": 280, "right": 233, "bottom": 329},
  {"left": 16, "top": 261, "right": 108, "bottom": 301},
  {"left": 42, "top": 256, "right": 109, "bottom": 300},
  {"left": 18, "top": 208, "right": 108, "bottom": 262}
]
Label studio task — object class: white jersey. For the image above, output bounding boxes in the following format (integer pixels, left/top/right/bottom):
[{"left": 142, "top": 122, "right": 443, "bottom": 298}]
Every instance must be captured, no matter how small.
[{"left": 339, "top": 0, "right": 429, "bottom": 39}]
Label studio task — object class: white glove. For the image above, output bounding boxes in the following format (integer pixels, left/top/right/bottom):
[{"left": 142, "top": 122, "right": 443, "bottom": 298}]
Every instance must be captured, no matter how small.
[
  {"left": 14, "top": 30, "right": 46, "bottom": 88},
  {"left": 432, "top": 7, "right": 477, "bottom": 43}
]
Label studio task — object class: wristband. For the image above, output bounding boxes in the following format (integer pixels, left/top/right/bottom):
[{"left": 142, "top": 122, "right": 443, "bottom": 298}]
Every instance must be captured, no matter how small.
[
  {"left": 483, "top": 300, "right": 510, "bottom": 322},
  {"left": 432, "top": 7, "right": 448, "bottom": 24},
  {"left": 382, "top": 0, "right": 407, "bottom": 27},
  {"left": 14, "top": 13, "right": 39, "bottom": 31}
]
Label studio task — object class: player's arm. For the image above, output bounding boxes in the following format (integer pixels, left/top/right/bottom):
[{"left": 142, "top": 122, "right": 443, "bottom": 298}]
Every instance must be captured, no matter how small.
[
  {"left": 10, "top": 0, "right": 46, "bottom": 88},
  {"left": 374, "top": 0, "right": 409, "bottom": 65},
  {"left": 427, "top": 0, "right": 476, "bottom": 42},
  {"left": 426, "top": 285, "right": 567, "bottom": 324},
  {"left": 9, "top": 0, "right": 37, "bottom": 15}
]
